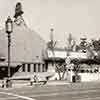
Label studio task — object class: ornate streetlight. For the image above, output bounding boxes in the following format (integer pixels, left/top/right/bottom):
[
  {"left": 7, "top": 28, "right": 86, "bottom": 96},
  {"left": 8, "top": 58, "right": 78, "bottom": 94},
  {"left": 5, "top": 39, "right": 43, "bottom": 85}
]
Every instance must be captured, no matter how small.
[{"left": 5, "top": 16, "right": 13, "bottom": 87}]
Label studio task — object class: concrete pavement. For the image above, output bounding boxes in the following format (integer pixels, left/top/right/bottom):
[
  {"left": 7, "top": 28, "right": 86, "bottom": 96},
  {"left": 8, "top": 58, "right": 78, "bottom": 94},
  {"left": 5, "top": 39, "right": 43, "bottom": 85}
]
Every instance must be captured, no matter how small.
[
  {"left": 0, "top": 79, "right": 100, "bottom": 89},
  {"left": 0, "top": 80, "right": 70, "bottom": 89},
  {"left": 0, "top": 81, "right": 100, "bottom": 100}
]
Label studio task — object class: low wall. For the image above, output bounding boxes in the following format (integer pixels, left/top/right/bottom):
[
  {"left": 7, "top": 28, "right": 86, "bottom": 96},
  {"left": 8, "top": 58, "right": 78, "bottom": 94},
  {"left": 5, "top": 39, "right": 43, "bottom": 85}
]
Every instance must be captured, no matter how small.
[
  {"left": 50, "top": 72, "right": 100, "bottom": 82},
  {"left": 79, "top": 73, "right": 100, "bottom": 82}
]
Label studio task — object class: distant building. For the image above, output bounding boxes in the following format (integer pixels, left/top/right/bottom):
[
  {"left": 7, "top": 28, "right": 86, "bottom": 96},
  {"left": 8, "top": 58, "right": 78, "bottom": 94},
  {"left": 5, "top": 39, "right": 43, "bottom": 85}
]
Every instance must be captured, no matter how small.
[{"left": 0, "top": 2, "right": 47, "bottom": 79}]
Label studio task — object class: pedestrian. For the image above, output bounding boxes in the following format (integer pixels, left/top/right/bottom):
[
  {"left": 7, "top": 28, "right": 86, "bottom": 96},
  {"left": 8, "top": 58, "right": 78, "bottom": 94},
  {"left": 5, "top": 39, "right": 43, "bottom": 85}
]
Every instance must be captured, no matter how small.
[
  {"left": 6, "top": 79, "right": 9, "bottom": 88},
  {"left": 34, "top": 75, "right": 37, "bottom": 83},
  {"left": 30, "top": 76, "right": 34, "bottom": 86},
  {"left": 1, "top": 80, "right": 4, "bottom": 88}
]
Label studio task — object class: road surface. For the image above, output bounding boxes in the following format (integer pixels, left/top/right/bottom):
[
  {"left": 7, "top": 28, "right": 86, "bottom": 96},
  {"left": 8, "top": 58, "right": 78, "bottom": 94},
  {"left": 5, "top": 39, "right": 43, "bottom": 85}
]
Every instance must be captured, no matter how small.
[{"left": 0, "top": 82, "right": 100, "bottom": 100}]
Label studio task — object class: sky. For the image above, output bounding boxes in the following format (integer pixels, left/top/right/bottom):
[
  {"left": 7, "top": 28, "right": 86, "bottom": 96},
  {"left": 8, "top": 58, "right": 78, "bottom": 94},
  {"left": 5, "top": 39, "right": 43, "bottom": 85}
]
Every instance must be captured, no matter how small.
[{"left": 0, "top": 0, "right": 100, "bottom": 44}]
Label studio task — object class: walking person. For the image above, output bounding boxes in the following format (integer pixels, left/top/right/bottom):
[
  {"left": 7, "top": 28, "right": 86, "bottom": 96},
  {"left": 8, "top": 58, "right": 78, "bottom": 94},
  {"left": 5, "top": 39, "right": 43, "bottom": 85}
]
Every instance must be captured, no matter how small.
[
  {"left": 1, "top": 80, "right": 4, "bottom": 88},
  {"left": 30, "top": 76, "right": 34, "bottom": 86}
]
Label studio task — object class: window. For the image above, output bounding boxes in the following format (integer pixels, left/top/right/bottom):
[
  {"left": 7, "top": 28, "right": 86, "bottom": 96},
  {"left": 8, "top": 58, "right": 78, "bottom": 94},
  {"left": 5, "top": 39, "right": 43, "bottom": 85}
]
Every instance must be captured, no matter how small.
[
  {"left": 22, "top": 64, "right": 25, "bottom": 72},
  {"left": 34, "top": 64, "right": 36, "bottom": 72},
  {"left": 45, "top": 63, "right": 48, "bottom": 71},
  {"left": 38, "top": 64, "right": 40, "bottom": 72},
  {"left": 42, "top": 64, "right": 46, "bottom": 72},
  {"left": 42, "top": 64, "right": 44, "bottom": 72},
  {"left": 27, "top": 64, "right": 30, "bottom": 72}
]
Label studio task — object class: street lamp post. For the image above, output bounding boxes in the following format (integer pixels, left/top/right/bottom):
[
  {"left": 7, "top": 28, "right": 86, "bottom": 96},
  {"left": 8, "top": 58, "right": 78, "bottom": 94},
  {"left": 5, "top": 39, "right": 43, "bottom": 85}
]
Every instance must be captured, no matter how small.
[{"left": 5, "top": 16, "right": 13, "bottom": 87}]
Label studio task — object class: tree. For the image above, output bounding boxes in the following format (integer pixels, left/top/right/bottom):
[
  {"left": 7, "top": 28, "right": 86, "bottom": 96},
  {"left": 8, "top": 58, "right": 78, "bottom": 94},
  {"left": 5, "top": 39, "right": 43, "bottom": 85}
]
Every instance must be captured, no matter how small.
[
  {"left": 47, "top": 28, "right": 57, "bottom": 54},
  {"left": 47, "top": 40, "right": 57, "bottom": 51},
  {"left": 86, "top": 43, "right": 95, "bottom": 59},
  {"left": 55, "top": 63, "right": 67, "bottom": 80},
  {"left": 71, "top": 59, "right": 80, "bottom": 75},
  {"left": 66, "top": 33, "right": 76, "bottom": 51},
  {"left": 80, "top": 38, "right": 87, "bottom": 52},
  {"left": 91, "top": 39, "right": 100, "bottom": 59},
  {"left": 92, "top": 39, "right": 100, "bottom": 53}
]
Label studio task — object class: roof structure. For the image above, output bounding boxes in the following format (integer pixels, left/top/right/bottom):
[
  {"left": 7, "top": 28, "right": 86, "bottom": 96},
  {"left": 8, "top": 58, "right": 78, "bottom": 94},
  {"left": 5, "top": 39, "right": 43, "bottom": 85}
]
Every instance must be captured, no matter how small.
[{"left": 0, "top": 4, "right": 46, "bottom": 63}]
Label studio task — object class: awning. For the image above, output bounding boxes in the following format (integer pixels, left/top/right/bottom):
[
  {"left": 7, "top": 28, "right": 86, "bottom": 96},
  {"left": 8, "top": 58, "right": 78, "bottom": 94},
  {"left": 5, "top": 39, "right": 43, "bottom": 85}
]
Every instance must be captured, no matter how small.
[{"left": 0, "top": 62, "right": 22, "bottom": 67}]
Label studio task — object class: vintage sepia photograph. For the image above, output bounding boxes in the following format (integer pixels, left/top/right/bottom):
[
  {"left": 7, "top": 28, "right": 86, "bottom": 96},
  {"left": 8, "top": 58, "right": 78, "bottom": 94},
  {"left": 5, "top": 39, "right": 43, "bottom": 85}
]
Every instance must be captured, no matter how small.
[{"left": 0, "top": 0, "right": 100, "bottom": 100}]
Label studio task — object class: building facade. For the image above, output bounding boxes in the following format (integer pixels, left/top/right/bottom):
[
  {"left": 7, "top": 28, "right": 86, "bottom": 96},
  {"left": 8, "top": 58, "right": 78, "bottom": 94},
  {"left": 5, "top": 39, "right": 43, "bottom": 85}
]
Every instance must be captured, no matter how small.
[{"left": 0, "top": 2, "right": 47, "bottom": 79}]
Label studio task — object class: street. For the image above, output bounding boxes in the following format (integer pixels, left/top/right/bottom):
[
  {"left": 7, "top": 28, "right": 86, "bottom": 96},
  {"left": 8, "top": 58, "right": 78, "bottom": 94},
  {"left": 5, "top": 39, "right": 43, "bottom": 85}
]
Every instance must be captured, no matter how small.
[{"left": 0, "top": 82, "right": 100, "bottom": 100}]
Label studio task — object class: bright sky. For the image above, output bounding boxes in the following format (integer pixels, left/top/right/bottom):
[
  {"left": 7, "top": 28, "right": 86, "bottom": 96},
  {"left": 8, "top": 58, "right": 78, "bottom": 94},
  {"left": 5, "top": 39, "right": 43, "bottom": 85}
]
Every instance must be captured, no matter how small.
[{"left": 0, "top": 0, "right": 100, "bottom": 43}]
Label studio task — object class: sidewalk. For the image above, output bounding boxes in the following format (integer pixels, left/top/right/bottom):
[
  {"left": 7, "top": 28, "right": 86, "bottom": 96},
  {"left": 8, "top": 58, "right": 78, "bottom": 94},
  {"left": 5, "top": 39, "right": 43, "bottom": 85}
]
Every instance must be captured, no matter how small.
[
  {"left": 0, "top": 80, "right": 28, "bottom": 89},
  {"left": 0, "top": 80, "right": 70, "bottom": 89},
  {"left": 47, "top": 80, "right": 70, "bottom": 85}
]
